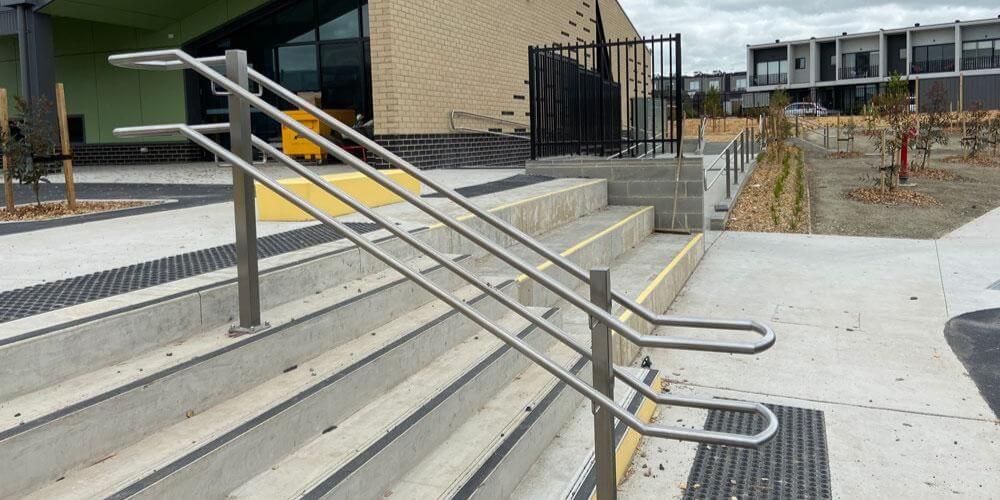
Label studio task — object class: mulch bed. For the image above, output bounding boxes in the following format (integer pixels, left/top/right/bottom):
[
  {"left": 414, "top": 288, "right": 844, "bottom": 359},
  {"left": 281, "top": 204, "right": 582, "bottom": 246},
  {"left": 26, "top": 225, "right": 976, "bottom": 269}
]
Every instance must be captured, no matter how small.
[
  {"left": 845, "top": 187, "right": 941, "bottom": 207},
  {"left": 826, "top": 151, "right": 865, "bottom": 159},
  {"left": 727, "top": 144, "right": 810, "bottom": 233},
  {"left": 941, "top": 155, "right": 1000, "bottom": 167},
  {"left": 0, "top": 200, "right": 153, "bottom": 222},
  {"left": 908, "top": 167, "right": 962, "bottom": 181}
]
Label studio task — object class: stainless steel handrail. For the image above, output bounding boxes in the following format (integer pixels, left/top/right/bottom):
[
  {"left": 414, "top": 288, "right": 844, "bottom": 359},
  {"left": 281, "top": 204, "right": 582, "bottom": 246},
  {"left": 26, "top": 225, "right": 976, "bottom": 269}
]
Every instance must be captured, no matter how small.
[
  {"left": 110, "top": 49, "right": 779, "bottom": 448},
  {"left": 116, "top": 121, "right": 777, "bottom": 447},
  {"left": 449, "top": 110, "right": 530, "bottom": 140},
  {"left": 108, "top": 49, "right": 774, "bottom": 356},
  {"left": 703, "top": 129, "right": 746, "bottom": 190}
]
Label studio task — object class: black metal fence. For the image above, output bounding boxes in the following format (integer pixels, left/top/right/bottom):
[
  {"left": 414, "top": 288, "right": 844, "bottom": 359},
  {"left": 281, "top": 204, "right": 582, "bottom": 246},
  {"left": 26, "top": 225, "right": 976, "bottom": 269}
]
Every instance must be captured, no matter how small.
[{"left": 529, "top": 35, "right": 682, "bottom": 159}]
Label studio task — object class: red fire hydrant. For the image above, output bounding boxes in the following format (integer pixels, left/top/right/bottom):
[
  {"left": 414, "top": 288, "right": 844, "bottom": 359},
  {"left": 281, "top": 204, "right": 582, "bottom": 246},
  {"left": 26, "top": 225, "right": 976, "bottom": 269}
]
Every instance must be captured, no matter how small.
[{"left": 899, "top": 127, "right": 917, "bottom": 184}]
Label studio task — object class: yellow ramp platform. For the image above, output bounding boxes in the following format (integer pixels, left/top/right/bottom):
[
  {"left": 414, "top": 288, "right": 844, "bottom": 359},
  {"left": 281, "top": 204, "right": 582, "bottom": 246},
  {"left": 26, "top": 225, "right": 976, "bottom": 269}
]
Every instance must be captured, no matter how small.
[{"left": 255, "top": 169, "right": 421, "bottom": 221}]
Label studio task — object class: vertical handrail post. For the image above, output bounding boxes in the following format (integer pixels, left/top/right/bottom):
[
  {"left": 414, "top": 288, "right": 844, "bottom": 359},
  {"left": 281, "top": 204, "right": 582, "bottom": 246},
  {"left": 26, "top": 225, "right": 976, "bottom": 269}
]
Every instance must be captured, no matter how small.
[
  {"left": 226, "top": 49, "right": 264, "bottom": 334},
  {"left": 590, "top": 268, "right": 617, "bottom": 500},
  {"left": 734, "top": 134, "right": 741, "bottom": 185},
  {"left": 725, "top": 147, "right": 732, "bottom": 199}
]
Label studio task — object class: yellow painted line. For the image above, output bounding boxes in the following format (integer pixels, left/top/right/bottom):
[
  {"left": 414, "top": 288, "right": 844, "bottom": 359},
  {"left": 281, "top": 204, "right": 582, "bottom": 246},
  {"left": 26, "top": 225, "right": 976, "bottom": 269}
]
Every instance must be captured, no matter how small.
[
  {"left": 618, "top": 232, "right": 703, "bottom": 323},
  {"left": 425, "top": 179, "right": 606, "bottom": 229},
  {"left": 514, "top": 206, "right": 653, "bottom": 284},
  {"left": 590, "top": 373, "right": 661, "bottom": 500}
]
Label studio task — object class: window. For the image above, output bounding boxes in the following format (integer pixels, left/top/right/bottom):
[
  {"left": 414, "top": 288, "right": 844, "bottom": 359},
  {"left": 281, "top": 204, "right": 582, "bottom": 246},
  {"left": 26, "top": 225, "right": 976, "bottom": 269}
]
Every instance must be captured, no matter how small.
[
  {"left": 187, "top": 0, "right": 371, "bottom": 142},
  {"left": 795, "top": 57, "right": 806, "bottom": 70},
  {"left": 277, "top": 45, "right": 319, "bottom": 91},
  {"left": 708, "top": 80, "right": 721, "bottom": 91},
  {"left": 899, "top": 48, "right": 907, "bottom": 60},
  {"left": 735, "top": 78, "right": 747, "bottom": 90},
  {"left": 912, "top": 43, "right": 954, "bottom": 73},
  {"left": 963, "top": 39, "right": 999, "bottom": 70},
  {"left": 689, "top": 80, "right": 701, "bottom": 91}
]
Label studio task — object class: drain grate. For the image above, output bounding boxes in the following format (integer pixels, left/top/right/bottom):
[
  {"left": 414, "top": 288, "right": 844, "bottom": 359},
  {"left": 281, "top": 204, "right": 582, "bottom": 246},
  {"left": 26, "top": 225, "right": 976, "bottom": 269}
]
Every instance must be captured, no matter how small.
[
  {"left": 989, "top": 279, "right": 1000, "bottom": 291},
  {"left": 0, "top": 222, "right": 379, "bottom": 324},
  {"left": 684, "top": 403, "right": 832, "bottom": 500},
  {"left": 422, "top": 174, "right": 553, "bottom": 198}
]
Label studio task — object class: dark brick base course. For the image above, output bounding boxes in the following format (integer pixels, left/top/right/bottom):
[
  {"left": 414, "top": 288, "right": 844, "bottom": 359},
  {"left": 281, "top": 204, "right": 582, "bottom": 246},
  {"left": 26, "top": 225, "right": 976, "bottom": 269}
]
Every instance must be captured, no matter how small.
[
  {"left": 371, "top": 132, "right": 529, "bottom": 169},
  {"left": 70, "top": 141, "right": 211, "bottom": 166}
]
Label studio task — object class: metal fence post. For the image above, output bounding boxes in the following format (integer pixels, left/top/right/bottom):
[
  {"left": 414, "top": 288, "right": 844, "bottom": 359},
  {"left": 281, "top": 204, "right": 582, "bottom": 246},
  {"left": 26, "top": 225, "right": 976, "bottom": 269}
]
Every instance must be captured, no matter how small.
[
  {"left": 226, "top": 49, "right": 264, "bottom": 334},
  {"left": 734, "top": 136, "right": 741, "bottom": 185},
  {"left": 590, "top": 267, "right": 616, "bottom": 500},
  {"left": 742, "top": 131, "right": 748, "bottom": 172},
  {"left": 725, "top": 148, "right": 732, "bottom": 199}
]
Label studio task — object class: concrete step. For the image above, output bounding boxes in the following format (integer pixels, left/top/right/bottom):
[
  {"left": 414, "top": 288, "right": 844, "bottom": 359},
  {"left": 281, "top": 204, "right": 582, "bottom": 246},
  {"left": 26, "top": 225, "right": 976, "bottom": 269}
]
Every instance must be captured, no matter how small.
[
  {"left": 0, "top": 254, "right": 471, "bottom": 499},
  {"left": 0, "top": 177, "right": 607, "bottom": 402},
  {"left": 19, "top": 280, "right": 521, "bottom": 500},
  {"left": 478, "top": 204, "right": 655, "bottom": 308},
  {"left": 391, "top": 344, "right": 587, "bottom": 499},
  {"left": 510, "top": 369, "right": 661, "bottom": 500},
  {"left": 227, "top": 307, "right": 561, "bottom": 500}
]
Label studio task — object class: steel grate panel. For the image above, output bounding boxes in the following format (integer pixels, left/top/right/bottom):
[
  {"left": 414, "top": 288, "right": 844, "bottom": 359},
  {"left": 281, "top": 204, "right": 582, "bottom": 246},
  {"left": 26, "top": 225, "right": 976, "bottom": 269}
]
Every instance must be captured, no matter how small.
[
  {"left": 422, "top": 174, "right": 554, "bottom": 198},
  {"left": 0, "top": 222, "right": 379, "bottom": 324},
  {"left": 684, "top": 403, "right": 832, "bottom": 500}
]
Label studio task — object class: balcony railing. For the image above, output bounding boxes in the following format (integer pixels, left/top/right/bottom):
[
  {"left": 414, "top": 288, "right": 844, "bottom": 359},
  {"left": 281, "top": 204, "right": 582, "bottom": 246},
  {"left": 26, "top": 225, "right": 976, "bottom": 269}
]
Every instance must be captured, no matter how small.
[
  {"left": 911, "top": 59, "right": 955, "bottom": 74},
  {"left": 752, "top": 73, "right": 787, "bottom": 86},
  {"left": 839, "top": 65, "right": 879, "bottom": 80},
  {"left": 962, "top": 55, "right": 1000, "bottom": 71}
]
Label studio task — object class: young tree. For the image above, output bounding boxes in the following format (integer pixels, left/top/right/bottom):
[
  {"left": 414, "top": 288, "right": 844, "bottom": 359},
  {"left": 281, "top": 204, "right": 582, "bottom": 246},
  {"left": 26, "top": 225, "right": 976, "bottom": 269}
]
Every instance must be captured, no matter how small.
[
  {"left": 912, "top": 81, "right": 950, "bottom": 171},
  {"left": 961, "top": 101, "right": 989, "bottom": 159},
  {"left": 766, "top": 88, "right": 791, "bottom": 143},
  {"left": 0, "top": 97, "right": 58, "bottom": 205},
  {"left": 704, "top": 86, "right": 723, "bottom": 131},
  {"left": 864, "top": 73, "right": 915, "bottom": 191}
]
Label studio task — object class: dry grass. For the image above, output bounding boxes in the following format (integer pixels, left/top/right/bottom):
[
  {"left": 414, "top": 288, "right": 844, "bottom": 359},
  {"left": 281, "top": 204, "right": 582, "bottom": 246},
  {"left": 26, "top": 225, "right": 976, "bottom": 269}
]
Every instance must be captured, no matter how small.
[
  {"left": 845, "top": 187, "right": 940, "bottom": 207},
  {"left": 0, "top": 200, "right": 153, "bottom": 222}
]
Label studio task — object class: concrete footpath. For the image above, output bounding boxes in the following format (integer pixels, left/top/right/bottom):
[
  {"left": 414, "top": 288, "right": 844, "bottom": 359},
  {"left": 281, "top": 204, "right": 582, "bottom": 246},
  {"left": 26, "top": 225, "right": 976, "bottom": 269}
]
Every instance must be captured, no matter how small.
[
  {"left": 0, "top": 168, "right": 521, "bottom": 292},
  {"left": 622, "top": 209, "right": 1000, "bottom": 499}
]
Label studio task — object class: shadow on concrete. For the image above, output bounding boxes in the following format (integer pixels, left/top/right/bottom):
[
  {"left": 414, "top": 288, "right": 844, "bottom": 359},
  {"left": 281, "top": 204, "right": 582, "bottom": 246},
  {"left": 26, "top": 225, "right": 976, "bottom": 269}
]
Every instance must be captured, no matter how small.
[{"left": 944, "top": 308, "right": 1000, "bottom": 418}]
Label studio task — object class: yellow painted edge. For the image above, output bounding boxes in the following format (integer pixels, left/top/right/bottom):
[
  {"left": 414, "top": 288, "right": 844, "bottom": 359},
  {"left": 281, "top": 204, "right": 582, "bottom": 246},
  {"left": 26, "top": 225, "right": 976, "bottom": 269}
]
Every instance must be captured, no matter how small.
[
  {"left": 426, "top": 179, "right": 606, "bottom": 229},
  {"left": 590, "top": 373, "right": 661, "bottom": 500},
  {"left": 514, "top": 206, "right": 653, "bottom": 284},
  {"left": 618, "top": 232, "right": 704, "bottom": 324}
]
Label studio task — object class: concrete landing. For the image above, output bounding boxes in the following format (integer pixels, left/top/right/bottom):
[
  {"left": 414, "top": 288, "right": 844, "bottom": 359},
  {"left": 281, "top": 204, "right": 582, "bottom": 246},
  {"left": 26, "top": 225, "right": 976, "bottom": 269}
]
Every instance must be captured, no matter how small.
[{"left": 621, "top": 230, "right": 1000, "bottom": 499}]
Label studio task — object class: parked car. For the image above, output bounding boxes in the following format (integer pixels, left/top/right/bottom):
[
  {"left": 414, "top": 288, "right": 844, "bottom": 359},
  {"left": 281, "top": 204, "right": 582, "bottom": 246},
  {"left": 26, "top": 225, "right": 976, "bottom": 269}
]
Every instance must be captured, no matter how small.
[{"left": 784, "top": 102, "right": 829, "bottom": 117}]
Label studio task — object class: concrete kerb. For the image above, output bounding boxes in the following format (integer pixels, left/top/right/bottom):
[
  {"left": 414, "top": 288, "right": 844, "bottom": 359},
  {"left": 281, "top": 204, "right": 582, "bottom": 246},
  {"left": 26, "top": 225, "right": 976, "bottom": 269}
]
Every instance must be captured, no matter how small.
[{"left": 0, "top": 179, "right": 608, "bottom": 402}]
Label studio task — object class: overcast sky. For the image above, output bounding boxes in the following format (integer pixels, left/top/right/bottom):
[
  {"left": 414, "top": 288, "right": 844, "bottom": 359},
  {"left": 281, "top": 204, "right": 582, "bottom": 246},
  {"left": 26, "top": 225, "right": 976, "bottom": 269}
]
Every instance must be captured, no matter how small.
[{"left": 617, "top": 1, "right": 1000, "bottom": 74}]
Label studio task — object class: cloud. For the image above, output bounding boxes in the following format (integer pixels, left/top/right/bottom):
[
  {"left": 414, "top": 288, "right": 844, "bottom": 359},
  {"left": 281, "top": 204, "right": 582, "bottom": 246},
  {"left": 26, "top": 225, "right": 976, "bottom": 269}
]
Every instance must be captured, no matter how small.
[{"left": 617, "top": 0, "right": 1000, "bottom": 73}]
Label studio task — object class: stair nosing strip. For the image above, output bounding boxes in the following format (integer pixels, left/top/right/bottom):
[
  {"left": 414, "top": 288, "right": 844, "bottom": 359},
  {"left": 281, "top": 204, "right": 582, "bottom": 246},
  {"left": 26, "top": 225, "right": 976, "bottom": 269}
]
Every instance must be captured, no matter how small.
[
  {"left": 570, "top": 369, "right": 659, "bottom": 500},
  {"left": 0, "top": 255, "right": 464, "bottom": 443},
  {"left": 0, "top": 230, "right": 424, "bottom": 349},
  {"left": 299, "top": 307, "right": 561, "bottom": 500},
  {"left": 108, "top": 278, "right": 515, "bottom": 500},
  {"left": 452, "top": 354, "right": 590, "bottom": 499}
]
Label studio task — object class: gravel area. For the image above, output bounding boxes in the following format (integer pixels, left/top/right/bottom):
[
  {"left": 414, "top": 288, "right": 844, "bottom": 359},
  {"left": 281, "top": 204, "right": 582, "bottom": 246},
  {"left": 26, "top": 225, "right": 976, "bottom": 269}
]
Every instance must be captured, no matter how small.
[{"left": 804, "top": 137, "right": 1000, "bottom": 239}]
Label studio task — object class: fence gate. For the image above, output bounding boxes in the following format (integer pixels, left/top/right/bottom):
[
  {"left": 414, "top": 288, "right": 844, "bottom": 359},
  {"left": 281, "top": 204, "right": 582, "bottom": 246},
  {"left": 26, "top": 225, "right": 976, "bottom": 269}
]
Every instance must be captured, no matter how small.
[{"left": 529, "top": 34, "right": 682, "bottom": 159}]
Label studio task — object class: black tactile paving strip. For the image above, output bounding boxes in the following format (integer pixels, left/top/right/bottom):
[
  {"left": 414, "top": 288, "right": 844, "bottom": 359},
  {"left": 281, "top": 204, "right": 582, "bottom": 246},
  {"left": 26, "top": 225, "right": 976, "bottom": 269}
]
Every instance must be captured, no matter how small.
[
  {"left": 684, "top": 403, "right": 832, "bottom": 500},
  {"left": 422, "top": 174, "right": 554, "bottom": 198},
  {"left": 0, "top": 222, "right": 379, "bottom": 324},
  {"left": 0, "top": 174, "right": 557, "bottom": 325}
]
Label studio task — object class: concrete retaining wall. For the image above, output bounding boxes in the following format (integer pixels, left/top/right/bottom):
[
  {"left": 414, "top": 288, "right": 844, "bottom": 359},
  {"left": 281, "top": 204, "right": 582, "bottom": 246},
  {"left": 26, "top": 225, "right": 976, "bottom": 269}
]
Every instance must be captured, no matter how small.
[{"left": 526, "top": 157, "right": 705, "bottom": 231}]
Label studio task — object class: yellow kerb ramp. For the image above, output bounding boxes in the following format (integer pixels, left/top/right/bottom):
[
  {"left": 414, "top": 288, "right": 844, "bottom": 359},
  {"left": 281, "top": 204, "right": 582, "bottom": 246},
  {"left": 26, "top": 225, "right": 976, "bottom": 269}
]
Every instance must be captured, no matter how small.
[{"left": 255, "top": 169, "right": 421, "bottom": 221}]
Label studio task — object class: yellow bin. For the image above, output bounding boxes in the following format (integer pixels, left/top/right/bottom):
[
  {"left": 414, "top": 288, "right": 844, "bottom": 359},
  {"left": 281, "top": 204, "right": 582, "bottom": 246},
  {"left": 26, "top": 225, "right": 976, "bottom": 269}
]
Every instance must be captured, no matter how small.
[
  {"left": 256, "top": 169, "right": 421, "bottom": 221},
  {"left": 279, "top": 109, "right": 356, "bottom": 161}
]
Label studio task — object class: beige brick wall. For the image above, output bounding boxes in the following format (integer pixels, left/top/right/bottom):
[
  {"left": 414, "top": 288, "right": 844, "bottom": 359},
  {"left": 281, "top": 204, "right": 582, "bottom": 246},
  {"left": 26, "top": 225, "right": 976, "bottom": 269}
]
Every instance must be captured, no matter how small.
[{"left": 368, "top": 0, "right": 643, "bottom": 135}]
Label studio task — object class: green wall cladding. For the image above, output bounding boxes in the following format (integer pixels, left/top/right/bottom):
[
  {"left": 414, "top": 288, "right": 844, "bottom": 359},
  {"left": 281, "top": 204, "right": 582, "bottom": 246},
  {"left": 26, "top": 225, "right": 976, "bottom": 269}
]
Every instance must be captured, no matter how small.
[{"left": 2, "top": 0, "right": 270, "bottom": 144}]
